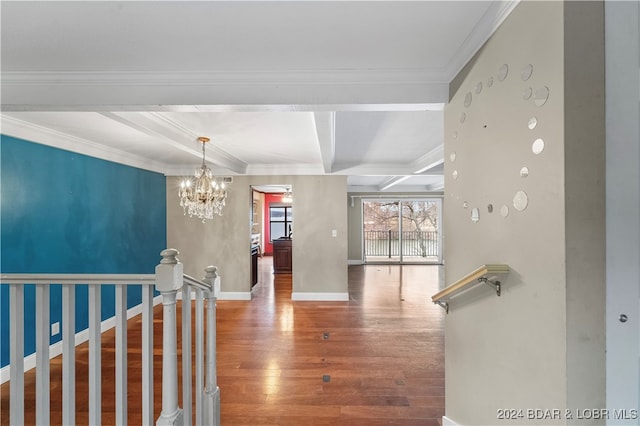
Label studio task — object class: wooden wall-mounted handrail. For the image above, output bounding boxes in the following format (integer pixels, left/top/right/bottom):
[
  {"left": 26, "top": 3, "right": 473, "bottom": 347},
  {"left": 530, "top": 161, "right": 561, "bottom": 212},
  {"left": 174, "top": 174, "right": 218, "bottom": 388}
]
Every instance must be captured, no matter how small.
[{"left": 432, "top": 264, "right": 509, "bottom": 313}]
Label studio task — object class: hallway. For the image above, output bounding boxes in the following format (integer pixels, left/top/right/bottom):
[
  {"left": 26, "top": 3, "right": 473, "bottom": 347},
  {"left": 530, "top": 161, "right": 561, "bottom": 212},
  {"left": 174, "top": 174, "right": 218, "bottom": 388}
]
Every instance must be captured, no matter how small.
[
  {"left": 216, "top": 258, "right": 445, "bottom": 425},
  {"left": 0, "top": 259, "right": 445, "bottom": 425}
]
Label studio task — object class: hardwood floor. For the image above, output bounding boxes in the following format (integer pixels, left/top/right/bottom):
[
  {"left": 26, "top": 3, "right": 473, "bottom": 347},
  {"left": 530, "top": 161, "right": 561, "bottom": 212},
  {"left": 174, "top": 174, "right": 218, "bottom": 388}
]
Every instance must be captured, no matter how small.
[{"left": 1, "top": 258, "right": 445, "bottom": 425}]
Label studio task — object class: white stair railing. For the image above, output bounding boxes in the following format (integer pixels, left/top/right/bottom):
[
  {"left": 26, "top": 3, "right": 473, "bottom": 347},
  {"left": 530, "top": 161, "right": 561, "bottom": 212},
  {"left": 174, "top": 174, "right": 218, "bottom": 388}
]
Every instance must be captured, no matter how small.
[
  {"left": 1, "top": 273, "right": 156, "bottom": 425},
  {"left": 1, "top": 248, "right": 221, "bottom": 426},
  {"left": 156, "top": 248, "right": 220, "bottom": 426}
]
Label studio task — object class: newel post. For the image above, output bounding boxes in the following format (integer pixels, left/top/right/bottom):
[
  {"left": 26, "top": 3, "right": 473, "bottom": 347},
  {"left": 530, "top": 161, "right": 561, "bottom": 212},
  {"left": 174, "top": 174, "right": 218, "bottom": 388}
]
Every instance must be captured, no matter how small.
[
  {"left": 202, "top": 265, "right": 221, "bottom": 426},
  {"left": 156, "top": 249, "right": 184, "bottom": 426}
]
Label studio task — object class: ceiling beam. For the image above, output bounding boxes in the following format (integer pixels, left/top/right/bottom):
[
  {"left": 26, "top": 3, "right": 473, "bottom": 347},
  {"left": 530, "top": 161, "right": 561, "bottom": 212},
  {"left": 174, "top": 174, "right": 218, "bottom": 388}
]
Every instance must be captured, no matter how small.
[
  {"left": 313, "top": 111, "right": 336, "bottom": 173},
  {"left": 100, "top": 112, "right": 247, "bottom": 174},
  {"left": 1, "top": 70, "right": 449, "bottom": 111},
  {"left": 411, "top": 144, "right": 445, "bottom": 174},
  {"left": 378, "top": 176, "right": 412, "bottom": 191}
]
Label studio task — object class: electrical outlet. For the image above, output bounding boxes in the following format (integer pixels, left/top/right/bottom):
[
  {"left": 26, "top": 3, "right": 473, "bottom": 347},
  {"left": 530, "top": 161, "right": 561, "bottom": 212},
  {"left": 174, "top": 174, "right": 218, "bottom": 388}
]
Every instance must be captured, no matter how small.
[
  {"left": 51, "top": 322, "right": 60, "bottom": 337},
  {"left": 331, "top": 229, "right": 337, "bottom": 237}
]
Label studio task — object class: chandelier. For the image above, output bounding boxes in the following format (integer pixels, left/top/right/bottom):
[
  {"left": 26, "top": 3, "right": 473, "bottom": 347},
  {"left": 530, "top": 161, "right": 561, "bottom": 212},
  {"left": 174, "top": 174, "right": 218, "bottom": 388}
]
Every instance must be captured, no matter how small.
[
  {"left": 178, "top": 137, "right": 228, "bottom": 222},
  {"left": 282, "top": 187, "right": 293, "bottom": 203}
]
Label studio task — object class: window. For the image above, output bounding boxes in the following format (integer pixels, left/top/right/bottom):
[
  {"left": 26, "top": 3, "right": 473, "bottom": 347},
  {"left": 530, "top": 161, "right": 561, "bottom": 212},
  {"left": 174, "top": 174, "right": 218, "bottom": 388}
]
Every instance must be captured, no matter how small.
[{"left": 270, "top": 205, "right": 293, "bottom": 241}]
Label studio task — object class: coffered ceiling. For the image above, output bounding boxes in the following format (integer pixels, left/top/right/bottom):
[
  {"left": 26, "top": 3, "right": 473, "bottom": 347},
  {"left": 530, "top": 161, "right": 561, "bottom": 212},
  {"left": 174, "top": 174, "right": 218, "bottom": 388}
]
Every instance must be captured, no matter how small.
[{"left": 0, "top": 1, "right": 518, "bottom": 192}]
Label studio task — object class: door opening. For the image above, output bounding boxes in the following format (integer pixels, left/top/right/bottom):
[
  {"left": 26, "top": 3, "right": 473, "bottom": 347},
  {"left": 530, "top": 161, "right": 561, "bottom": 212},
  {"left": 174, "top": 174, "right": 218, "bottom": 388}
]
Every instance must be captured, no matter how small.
[{"left": 362, "top": 199, "right": 442, "bottom": 264}]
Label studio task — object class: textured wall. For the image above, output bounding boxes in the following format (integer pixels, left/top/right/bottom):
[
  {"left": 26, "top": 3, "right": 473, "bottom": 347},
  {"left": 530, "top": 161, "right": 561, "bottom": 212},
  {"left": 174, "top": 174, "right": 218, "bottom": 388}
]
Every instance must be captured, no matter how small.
[
  {"left": 167, "top": 175, "right": 348, "bottom": 297},
  {"left": 0, "top": 135, "right": 167, "bottom": 368},
  {"left": 444, "top": 2, "right": 604, "bottom": 424}
]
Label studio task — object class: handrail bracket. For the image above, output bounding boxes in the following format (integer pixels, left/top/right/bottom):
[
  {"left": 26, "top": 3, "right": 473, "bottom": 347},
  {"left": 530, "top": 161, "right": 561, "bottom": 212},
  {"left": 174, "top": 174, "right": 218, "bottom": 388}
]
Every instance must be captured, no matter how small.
[
  {"left": 478, "top": 277, "right": 501, "bottom": 296},
  {"left": 435, "top": 300, "right": 449, "bottom": 314},
  {"left": 431, "top": 264, "right": 509, "bottom": 314}
]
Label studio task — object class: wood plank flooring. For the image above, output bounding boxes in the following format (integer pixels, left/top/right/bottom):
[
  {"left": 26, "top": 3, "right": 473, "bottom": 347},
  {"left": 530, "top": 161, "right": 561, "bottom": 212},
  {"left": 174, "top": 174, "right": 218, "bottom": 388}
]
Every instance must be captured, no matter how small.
[{"left": 1, "top": 258, "right": 445, "bottom": 425}]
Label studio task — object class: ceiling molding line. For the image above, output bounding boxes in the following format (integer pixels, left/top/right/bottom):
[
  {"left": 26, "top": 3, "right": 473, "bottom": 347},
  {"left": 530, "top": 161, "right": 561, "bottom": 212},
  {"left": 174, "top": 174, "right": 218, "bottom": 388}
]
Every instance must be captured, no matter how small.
[
  {"left": 330, "top": 163, "right": 427, "bottom": 175},
  {"left": 1, "top": 103, "right": 446, "bottom": 113},
  {"left": 1, "top": 78, "right": 449, "bottom": 110},
  {"left": 378, "top": 176, "right": 411, "bottom": 191},
  {"left": 412, "top": 144, "right": 445, "bottom": 174},
  {"left": 100, "top": 112, "right": 247, "bottom": 174},
  {"left": 145, "top": 112, "right": 248, "bottom": 174},
  {"left": 0, "top": 114, "right": 168, "bottom": 174},
  {"left": 1, "top": 68, "right": 450, "bottom": 87},
  {"left": 313, "top": 111, "right": 336, "bottom": 173},
  {"left": 442, "top": 0, "right": 520, "bottom": 82}
]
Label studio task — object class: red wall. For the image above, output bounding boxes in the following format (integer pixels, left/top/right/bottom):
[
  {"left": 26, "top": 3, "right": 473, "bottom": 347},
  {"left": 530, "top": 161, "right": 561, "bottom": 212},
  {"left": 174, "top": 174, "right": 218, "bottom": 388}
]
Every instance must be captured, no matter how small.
[{"left": 263, "top": 192, "right": 288, "bottom": 255}]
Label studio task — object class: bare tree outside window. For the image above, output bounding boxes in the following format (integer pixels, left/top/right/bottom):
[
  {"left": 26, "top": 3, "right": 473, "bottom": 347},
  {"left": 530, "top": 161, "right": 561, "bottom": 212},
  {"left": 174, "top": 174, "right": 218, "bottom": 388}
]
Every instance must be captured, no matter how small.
[{"left": 363, "top": 200, "right": 440, "bottom": 262}]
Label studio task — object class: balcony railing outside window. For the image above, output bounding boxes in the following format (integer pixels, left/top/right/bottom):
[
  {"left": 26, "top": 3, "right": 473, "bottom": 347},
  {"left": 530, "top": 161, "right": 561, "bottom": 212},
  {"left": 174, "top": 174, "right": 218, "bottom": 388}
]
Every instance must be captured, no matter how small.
[{"left": 364, "top": 230, "right": 439, "bottom": 258}]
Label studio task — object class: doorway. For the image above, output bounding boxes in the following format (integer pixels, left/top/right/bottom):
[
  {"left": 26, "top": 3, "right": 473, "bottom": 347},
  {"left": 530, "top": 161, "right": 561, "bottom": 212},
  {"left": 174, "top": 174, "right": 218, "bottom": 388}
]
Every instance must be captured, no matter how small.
[{"left": 362, "top": 198, "right": 442, "bottom": 264}]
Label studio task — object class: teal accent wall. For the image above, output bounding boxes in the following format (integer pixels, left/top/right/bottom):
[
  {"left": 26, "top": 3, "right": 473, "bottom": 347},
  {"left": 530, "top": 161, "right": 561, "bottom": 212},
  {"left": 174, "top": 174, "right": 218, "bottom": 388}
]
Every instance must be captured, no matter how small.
[{"left": 0, "top": 135, "right": 167, "bottom": 368}]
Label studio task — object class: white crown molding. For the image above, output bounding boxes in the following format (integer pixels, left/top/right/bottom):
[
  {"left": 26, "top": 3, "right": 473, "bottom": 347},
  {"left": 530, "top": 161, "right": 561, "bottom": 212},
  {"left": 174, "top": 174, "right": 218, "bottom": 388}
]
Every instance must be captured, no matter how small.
[
  {"left": 443, "top": 0, "right": 520, "bottom": 81},
  {"left": 146, "top": 112, "right": 248, "bottom": 174},
  {"left": 0, "top": 114, "right": 169, "bottom": 174},
  {"left": 1, "top": 69, "right": 450, "bottom": 110},
  {"left": 1, "top": 68, "right": 449, "bottom": 87}
]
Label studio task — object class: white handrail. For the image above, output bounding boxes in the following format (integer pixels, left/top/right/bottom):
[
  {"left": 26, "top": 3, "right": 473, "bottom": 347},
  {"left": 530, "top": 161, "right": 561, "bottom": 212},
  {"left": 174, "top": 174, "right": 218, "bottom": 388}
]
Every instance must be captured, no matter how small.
[
  {"left": 2, "top": 248, "right": 220, "bottom": 426},
  {"left": 183, "top": 273, "right": 211, "bottom": 292},
  {"left": 0, "top": 273, "right": 155, "bottom": 285}
]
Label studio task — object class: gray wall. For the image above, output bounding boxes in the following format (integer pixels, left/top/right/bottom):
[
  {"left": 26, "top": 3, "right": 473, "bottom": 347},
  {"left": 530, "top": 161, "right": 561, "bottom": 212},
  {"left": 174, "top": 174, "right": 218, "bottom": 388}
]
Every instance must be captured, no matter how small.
[
  {"left": 444, "top": 2, "right": 604, "bottom": 424},
  {"left": 167, "top": 175, "right": 348, "bottom": 298}
]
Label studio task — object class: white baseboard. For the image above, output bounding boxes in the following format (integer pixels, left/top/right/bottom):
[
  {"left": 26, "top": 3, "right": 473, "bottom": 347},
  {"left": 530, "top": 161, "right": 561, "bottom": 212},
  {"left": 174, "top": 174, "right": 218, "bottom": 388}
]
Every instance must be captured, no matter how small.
[
  {"left": 291, "top": 292, "right": 350, "bottom": 301},
  {"left": 442, "top": 416, "right": 461, "bottom": 426},
  {"left": 217, "top": 291, "right": 251, "bottom": 301},
  {"left": 0, "top": 295, "right": 162, "bottom": 385},
  {"left": 348, "top": 260, "right": 364, "bottom": 265}
]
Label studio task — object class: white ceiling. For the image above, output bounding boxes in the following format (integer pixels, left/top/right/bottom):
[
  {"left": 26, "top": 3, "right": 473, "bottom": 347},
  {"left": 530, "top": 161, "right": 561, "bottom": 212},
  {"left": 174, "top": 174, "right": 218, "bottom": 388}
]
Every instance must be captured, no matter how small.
[{"left": 0, "top": 1, "right": 518, "bottom": 192}]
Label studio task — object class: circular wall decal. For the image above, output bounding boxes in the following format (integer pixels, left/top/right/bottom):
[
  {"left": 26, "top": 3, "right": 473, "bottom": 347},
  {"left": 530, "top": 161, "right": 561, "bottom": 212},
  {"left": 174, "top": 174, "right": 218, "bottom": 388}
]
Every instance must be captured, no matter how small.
[
  {"left": 497, "top": 64, "right": 509, "bottom": 81},
  {"left": 464, "top": 92, "right": 473, "bottom": 107},
  {"left": 534, "top": 86, "right": 550, "bottom": 106},
  {"left": 513, "top": 191, "right": 529, "bottom": 211},
  {"left": 450, "top": 61, "right": 548, "bottom": 221},
  {"left": 471, "top": 207, "right": 480, "bottom": 223},
  {"left": 532, "top": 138, "right": 545, "bottom": 155},
  {"left": 521, "top": 64, "right": 534, "bottom": 81}
]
